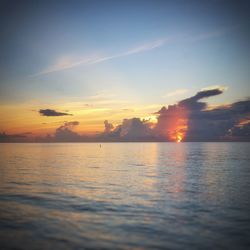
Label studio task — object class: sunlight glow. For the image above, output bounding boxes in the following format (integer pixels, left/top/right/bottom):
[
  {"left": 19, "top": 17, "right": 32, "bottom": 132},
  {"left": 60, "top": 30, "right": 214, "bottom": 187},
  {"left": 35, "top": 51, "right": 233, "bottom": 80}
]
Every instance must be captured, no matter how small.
[{"left": 176, "top": 133, "right": 183, "bottom": 143}]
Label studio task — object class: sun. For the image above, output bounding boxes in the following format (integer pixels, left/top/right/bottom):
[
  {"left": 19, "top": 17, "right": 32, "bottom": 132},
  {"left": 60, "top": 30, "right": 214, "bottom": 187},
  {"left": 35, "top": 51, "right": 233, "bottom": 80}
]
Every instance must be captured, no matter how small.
[{"left": 176, "top": 133, "right": 183, "bottom": 143}]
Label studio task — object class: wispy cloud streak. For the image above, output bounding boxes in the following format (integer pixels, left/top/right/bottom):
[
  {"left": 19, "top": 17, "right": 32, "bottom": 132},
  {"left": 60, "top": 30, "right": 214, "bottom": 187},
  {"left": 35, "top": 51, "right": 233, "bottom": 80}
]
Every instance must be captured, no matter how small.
[
  {"left": 163, "top": 89, "right": 188, "bottom": 98},
  {"left": 32, "top": 26, "right": 234, "bottom": 77},
  {"left": 33, "top": 39, "right": 166, "bottom": 76}
]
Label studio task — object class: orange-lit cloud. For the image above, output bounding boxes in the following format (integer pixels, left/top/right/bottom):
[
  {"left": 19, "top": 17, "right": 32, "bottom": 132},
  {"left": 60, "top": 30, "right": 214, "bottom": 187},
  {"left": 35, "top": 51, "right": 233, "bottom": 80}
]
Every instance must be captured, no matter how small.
[
  {"left": 154, "top": 105, "right": 188, "bottom": 141},
  {"left": 1, "top": 88, "right": 250, "bottom": 142}
]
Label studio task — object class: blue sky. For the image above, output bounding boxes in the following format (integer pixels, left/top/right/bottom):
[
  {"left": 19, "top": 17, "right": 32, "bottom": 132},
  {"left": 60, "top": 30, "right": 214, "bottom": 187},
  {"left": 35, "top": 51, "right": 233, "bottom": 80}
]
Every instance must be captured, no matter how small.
[{"left": 0, "top": 0, "right": 249, "bottom": 136}]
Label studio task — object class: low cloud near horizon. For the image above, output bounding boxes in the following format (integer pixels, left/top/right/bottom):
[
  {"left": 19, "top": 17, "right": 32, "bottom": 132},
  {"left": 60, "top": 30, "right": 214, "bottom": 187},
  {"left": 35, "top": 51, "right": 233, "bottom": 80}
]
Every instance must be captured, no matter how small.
[
  {"left": 101, "top": 87, "right": 250, "bottom": 142},
  {"left": 1, "top": 88, "right": 250, "bottom": 142},
  {"left": 47, "top": 87, "right": 250, "bottom": 142},
  {"left": 54, "top": 121, "right": 81, "bottom": 142}
]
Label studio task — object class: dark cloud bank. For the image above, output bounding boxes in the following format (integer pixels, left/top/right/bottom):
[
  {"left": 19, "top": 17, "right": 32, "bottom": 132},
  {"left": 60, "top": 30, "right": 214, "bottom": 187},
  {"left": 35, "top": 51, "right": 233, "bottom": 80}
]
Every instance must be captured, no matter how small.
[
  {"left": 1, "top": 89, "right": 250, "bottom": 142},
  {"left": 39, "top": 109, "right": 72, "bottom": 116}
]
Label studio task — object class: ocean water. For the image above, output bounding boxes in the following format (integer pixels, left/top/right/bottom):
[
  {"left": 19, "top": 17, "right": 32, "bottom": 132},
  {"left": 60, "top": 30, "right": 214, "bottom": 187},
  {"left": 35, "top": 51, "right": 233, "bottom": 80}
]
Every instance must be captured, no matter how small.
[{"left": 0, "top": 143, "right": 250, "bottom": 250}]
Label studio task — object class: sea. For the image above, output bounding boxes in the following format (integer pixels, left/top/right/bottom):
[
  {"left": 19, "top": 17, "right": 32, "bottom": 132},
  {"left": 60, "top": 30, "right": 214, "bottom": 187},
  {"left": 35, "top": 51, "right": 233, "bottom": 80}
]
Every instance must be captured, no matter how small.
[{"left": 0, "top": 142, "right": 250, "bottom": 250}]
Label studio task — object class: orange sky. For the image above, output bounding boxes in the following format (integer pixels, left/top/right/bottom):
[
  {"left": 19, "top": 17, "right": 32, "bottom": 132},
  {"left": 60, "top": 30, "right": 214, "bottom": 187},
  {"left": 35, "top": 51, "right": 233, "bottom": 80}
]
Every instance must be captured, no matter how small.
[{"left": 0, "top": 100, "right": 159, "bottom": 137}]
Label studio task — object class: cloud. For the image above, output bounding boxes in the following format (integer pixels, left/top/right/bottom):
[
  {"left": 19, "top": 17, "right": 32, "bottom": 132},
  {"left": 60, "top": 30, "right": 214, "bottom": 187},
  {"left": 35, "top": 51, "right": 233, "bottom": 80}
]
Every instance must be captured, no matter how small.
[
  {"left": 15, "top": 87, "right": 250, "bottom": 142},
  {"left": 185, "top": 99, "right": 250, "bottom": 141},
  {"left": 104, "top": 120, "right": 114, "bottom": 133},
  {"left": 152, "top": 88, "right": 223, "bottom": 138},
  {"left": 152, "top": 87, "right": 225, "bottom": 141},
  {"left": 0, "top": 132, "right": 31, "bottom": 142},
  {"left": 33, "top": 39, "right": 167, "bottom": 76},
  {"left": 56, "top": 121, "right": 80, "bottom": 130},
  {"left": 32, "top": 26, "right": 233, "bottom": 77},
  {"left": 59, "top": 88, "right": 248, "bottom": 141},
  {"left": 101, "top": 117, "right": 153, "bottom": 141},
  {"left": 178, "top": 88, "right": 224, "bottom": 111},
  {"left": 101, "top": 118, "right": 154, "bottom": 140},
  {"left": 163, "top": 89, "right": 188, "bottom": 98},
  {"left": 39, "top": 109, "right": 72, "bottom": 116},
  {"left": 99, "top": 87, "right": 250, "bottom": 142},
  {"left": 230, "top": 122, "right": 250, "bottom": 137},
  {"left": 63, "top": 121, "right": 79, "bottom": 127},
  {"left": 154, "top": 104, "right": 188, "bottom": 140},
  {"left": 190, "top": 88, "right": 224, "bottom": 100},
  {"left": 119, "top": 118, "right": 153, "bottom": 138},
  {"left": 54, "top": 121, "right": 81, "bottom": 142},
  {"left": 36, "top": 121, "right": 90, "bottom": 142},
  {"left": 54, "top": 128, "right": 80, "bottom": 142}
]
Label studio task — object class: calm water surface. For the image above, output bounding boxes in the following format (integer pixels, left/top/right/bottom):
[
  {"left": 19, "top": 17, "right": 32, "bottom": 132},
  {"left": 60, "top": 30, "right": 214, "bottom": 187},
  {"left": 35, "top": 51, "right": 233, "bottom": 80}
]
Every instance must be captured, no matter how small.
[{"left": 0, "top": 143, "right": 250, "bottom": 249}]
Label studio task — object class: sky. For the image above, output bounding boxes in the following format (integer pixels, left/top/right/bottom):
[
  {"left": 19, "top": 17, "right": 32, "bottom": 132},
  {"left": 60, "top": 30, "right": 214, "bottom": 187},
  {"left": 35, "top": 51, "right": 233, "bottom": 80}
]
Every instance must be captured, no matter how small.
[{"left": 0, "top": 0, "right": 249, "bottom": 141}]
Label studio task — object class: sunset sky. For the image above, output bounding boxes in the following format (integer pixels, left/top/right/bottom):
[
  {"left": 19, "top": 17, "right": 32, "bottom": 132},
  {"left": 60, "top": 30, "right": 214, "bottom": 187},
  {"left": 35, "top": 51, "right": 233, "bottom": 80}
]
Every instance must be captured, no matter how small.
[{"left": 0, "top": 0, "right": 249, "bottom": 141}]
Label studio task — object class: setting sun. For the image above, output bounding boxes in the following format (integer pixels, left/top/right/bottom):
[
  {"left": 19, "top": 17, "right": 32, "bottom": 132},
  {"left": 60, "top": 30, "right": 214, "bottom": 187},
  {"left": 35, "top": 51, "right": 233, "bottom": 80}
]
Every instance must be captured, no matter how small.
[{"left": 176, "top": 134, "right": 183, "bottom": 143}]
